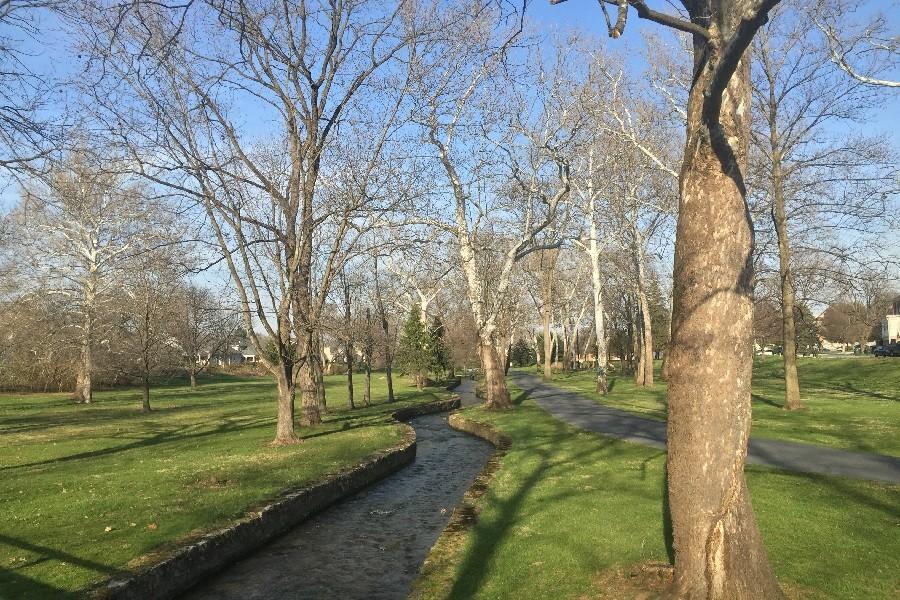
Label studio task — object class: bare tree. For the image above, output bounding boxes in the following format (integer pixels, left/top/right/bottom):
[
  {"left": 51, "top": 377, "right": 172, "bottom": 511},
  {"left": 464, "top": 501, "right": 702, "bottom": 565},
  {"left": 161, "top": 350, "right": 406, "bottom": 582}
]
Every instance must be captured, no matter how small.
[
  {"left": 751, "top": 2, "right": 896, "bottom": 410},
  {"left": 171, "top": 284, "right": 242, "bottom": 389},
  {"left": 814, "top": 0, "right": 900, "bottom": 88},
  {"left": 116, "top": 260, "right": 181, "bottom": 413},
  {"left": 81, "top": 1, "right": 419, "bottom": 442},
  {"left": 553, "top": 0, "right": 786, "bottom": 596},
  {"left": 11, "top": 150, "right": 163, "bottom": 403},
  {"left": 0, "top": 1, "right": 64, "bottom": 173},
  {"left": 410, "top": 7, "right": 581, "bottom": 408}
]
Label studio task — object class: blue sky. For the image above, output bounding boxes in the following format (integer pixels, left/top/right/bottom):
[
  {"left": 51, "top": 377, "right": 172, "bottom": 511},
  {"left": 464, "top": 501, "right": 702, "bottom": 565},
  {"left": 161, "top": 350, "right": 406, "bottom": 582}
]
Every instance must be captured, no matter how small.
[{"left": 1, "top": 1, "right": 898, "bottom": 213}]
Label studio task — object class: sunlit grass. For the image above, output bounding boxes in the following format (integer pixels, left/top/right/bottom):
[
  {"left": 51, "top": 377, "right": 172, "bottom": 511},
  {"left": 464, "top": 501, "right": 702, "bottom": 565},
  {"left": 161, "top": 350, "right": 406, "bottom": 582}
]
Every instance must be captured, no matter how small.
[
  {"left": 413, "top": 386, "right": 900, "bottom": 599},
  {"left": 538, "top": 356, "right": 900, "bottom": 455},
  {"left": 0, "top": 372, "right": 448, "bottom": 598}
]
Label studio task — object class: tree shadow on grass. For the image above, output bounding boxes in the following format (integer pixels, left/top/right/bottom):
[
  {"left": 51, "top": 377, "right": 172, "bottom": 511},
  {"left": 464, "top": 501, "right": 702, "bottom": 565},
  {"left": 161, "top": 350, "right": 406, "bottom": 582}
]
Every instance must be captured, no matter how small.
[
  {"left": 833, "top": 383, "right": 900, "bottom": 403},
  {"left": 445, "top": 400, "right": 672, "bottom": 599},
  {"left": 0, "top": 533, "right": 123, "bottom": 599},
  {"left": 1, "top": 416, "right": 271, "bottom": 472},
  {"left": 751, "top": 393, "right": 783, "bottom": 409}
]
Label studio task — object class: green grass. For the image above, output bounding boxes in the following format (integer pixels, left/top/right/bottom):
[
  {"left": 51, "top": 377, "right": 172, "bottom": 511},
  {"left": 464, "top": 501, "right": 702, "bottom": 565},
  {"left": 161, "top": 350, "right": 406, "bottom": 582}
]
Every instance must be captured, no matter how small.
[
  {"left": 0, "top": 372, "right": 448, "bottom": 599},
  {"left": 413, "top": 387, "right": 900, "bottom": 600},
  {"left": 536, "top": 357, "right": 900, "bottom": 456}
]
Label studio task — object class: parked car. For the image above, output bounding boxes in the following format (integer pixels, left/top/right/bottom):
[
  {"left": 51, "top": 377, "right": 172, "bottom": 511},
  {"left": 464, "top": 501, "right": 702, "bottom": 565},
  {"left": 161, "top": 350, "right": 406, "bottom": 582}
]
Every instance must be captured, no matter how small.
[{"left": 873, "top": 344, "right": 900, "bottom": 357}]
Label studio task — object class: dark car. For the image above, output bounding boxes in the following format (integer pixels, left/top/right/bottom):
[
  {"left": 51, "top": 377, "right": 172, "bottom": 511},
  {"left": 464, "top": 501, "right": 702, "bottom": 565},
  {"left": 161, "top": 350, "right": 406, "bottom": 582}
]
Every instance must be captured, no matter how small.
[{"left": 874, "top": 344, "right": 900, "bottom": 357}]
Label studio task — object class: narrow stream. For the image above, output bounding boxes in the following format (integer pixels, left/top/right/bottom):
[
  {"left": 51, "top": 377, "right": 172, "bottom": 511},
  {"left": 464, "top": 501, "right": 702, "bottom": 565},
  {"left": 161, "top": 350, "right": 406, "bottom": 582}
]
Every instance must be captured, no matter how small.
[{"left": 182, "top": 386, "right": 490, "bottom": 600}]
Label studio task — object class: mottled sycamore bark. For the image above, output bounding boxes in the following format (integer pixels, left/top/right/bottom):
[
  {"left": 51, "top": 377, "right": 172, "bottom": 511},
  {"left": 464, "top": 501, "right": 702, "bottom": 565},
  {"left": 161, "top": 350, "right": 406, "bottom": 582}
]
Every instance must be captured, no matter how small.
[
  {"left": 478, "top": 340, "right": 512, "bottom": 409},
  {"left": 666, "top": 10, "right": 783, "bottom": 598}
]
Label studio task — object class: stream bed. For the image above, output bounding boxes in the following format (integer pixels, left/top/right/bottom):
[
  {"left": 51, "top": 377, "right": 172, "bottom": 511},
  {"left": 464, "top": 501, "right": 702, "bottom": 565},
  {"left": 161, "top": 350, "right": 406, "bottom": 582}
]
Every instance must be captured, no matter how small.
[{"left": 182, "top": 403, "right": 491, "bottom": 600}]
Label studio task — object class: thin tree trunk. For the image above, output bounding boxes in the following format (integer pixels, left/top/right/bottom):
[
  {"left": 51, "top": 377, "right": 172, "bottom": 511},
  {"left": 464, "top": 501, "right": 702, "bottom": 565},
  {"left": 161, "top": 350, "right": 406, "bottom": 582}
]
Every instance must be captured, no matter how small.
[
  {"left": 74, "top": 303, "right": 93, "bottom": 403},
  {"left": 633, "top": 229, "right": 654, "bottom": 386},
  {"left": 141, "top": 375, "right": 151, "bottom": 413},
  {"left": 572, "top": 323, "right": 579, "bottom": 370},
  {"left": 364, "top": 307, "right": 373, "bottom": 407},
  {"left": 636, "top": 290, "right": 654, "bottom": 386},
  {"left": 543, "top": 303, "right": 553, "bottom": 381},
  {"left": 314, "top": 336, "right": 326, "bottom": 411},
  {"left": 589, "top": 208, "right": 609, "bottom": 393},
  {"left": 771, "top": 158, "right": 803, "bottom": 410},
  {"left": 189, "top": 370, "right": 197, "bottom": 390},
  {"left": 346, "top": 353, "right": 355, "bottom": 409},
  {"left": 479, "top": 340, "right": 511, "bottom": 409},
  {"left": 551, "top": 330, "right": 558, "bottom": 371},
  {"left": 344, "top": 276, "right": 355, "bottom": 410},
  {"left": 374, "top": 263, "right": 395, "bottom": 402},
  {"left": 364, "top": 363, "right": 371, "bottom": 406},
  {"left": 273, "top": 366, "right": 299, "bottom": 444},
  {"left": 385, "top": 364, "right": 395, "bottom": 402},
  {"left": 666, "top": 36, "right": 783, "bottom": 598},
  {"left": 633, "top": 308, "right": 645, "bottom": 383}
]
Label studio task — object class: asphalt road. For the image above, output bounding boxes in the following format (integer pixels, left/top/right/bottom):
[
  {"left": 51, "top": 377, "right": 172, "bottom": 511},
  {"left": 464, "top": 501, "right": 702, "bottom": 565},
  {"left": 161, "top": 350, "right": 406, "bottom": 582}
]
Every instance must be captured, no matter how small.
[{"left": 510, "top": 372, "right": 900, "bottom": 484}]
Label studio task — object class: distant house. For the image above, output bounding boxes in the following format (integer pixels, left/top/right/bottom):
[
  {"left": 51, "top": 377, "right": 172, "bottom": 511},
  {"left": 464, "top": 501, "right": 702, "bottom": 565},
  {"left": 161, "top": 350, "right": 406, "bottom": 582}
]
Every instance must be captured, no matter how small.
[
  {"left": 881, "top": 296, "right": 900, "bottom": 345},
  {"left": 228, "top": 343, "right": 259, "bottom": 364}
]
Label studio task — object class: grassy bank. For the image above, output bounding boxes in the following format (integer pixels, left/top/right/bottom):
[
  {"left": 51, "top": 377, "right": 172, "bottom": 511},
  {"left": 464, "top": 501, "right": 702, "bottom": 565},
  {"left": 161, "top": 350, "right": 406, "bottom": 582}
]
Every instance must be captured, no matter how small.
[
  {"left": 413, "top": 387, "right": 900, "bottom": 599},
  {"left": 0, "top": 372, "right": 447, "bottom": 598},
  {"left": 537, "top": 356, "right": 900, "bottom": 455}
]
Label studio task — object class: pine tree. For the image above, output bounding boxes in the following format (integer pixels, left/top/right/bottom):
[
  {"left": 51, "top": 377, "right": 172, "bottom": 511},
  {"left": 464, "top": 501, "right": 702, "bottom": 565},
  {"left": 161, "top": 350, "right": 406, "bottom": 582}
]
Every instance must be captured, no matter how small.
[
  {"left": 428, "top": 316, "right": 451, "bottom": 377},
  {"left": 396, "top": 304, "right": 431, "bottom": 390}
]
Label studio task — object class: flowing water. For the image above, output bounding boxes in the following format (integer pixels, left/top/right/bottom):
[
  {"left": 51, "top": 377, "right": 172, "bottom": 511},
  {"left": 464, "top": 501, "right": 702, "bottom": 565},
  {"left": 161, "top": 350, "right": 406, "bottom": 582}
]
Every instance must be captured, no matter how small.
[{"left": 182, "top": 391, "right": 490, "bottom": 600}]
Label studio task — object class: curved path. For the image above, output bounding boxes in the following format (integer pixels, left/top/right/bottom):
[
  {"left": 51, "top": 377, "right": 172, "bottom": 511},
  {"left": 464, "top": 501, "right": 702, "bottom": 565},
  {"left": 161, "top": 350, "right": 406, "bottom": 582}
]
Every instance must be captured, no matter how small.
[
  {"left": 510, "top": 372, "right": 900, "bottom": 484},
  {"left": 182, "top": 391, "right": 490, "bottom": 600}
]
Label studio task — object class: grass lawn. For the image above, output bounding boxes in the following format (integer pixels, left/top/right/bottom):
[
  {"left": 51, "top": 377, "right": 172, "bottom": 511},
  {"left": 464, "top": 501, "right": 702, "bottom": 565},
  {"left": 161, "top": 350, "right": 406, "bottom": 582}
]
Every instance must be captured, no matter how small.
[
  {"left": 536, "top": 356, "right": 900, "bottom": 456},
  {"left": 0, "top": 371, "right": 448, "bottom": 599},
  {"left": 413, "top": 387, "right": 900, "bottom": 600}
]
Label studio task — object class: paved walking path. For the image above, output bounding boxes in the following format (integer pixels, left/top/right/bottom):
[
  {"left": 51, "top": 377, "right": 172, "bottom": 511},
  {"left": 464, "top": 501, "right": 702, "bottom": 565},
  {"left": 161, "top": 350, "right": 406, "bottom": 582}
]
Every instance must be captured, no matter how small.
[{"left": 510, "top": 372, "right": 900, "bottom": 484}]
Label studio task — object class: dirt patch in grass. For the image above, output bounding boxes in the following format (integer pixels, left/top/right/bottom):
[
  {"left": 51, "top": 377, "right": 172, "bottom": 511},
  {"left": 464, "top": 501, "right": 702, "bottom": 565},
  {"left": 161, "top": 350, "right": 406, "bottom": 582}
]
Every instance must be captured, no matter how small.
[{"left": 585, "top": 562, "right": 672, "bottom": 599}]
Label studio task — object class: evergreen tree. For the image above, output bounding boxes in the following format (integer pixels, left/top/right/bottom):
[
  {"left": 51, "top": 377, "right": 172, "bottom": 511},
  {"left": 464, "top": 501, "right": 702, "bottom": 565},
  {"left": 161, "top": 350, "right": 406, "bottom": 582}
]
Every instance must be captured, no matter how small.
[
  {"left": 509, "top": 338, "right": 534, "bottom": 367},
  {"left": 428, "top": 316, "right": 451, "bottom": 377},
  {"left": 396, "top": 304, "right": 431, "bottom": 390}
]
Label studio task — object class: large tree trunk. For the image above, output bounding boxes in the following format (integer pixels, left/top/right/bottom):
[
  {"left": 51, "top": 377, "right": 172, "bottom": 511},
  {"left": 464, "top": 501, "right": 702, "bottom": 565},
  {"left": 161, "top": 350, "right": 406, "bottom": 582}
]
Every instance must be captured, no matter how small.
[
  {"left": 772, "top": 161, "right": 803, "bottom": 411},
  {"left": 273, "top": 367, "right": 299, "bottom": 444},
  {"left": 479, "top": 340, "right": 511, "bottom": 409},
  {"left": 298, "top": 351, "right": 322, "bottom": 426},
  {"left": 189, "top": 370, "right": 198, "bottom": 390},
  {"left": 666, "top": 30, "right": 783, "bottom": 599},
  {"left": 141, "top": 375, "right": 151, "bottom": 413}
]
